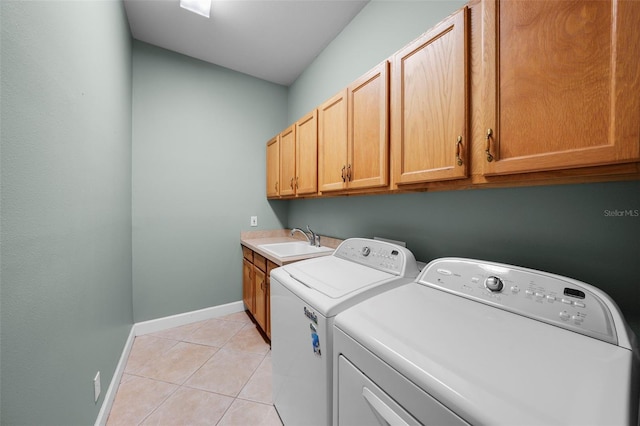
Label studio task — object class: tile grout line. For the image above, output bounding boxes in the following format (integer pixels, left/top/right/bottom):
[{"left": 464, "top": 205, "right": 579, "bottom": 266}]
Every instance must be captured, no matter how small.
[
  {"left": 140, "top": 316, "right": 262, "bottom": 424},
  {"left": 108, "top": 312, "right": 275, "bottom": 425}
]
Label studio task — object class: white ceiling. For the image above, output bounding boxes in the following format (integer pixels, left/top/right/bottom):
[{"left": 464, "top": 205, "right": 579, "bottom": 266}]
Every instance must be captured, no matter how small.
[{"left": 123, "top": 0, "right": 369, "bottom": 86}]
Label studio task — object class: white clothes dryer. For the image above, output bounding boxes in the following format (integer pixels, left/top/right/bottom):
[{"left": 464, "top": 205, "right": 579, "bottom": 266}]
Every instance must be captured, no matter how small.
[
  {"left": 334, "top": 257, "right": 640, "bottom": 425},
  {"left": 271, "top": 238, "right": 420, "bottom": 426}
]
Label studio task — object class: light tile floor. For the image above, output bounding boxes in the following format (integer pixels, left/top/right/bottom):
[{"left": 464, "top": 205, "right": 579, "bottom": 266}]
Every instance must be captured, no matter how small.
[{"left": 107, "top": 312, "right": 282, "bottom": 426}]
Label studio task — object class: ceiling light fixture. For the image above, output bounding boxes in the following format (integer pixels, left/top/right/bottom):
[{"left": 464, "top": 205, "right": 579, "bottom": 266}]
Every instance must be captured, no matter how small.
[{"left": 179, "top": 0, "right": 211, "bottom": 18}]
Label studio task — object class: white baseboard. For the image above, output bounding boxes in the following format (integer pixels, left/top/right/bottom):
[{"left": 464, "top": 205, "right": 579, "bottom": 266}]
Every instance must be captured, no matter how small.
[
  {"left": 94, "top": 300, "right": 244, "bottom": 425},
  {"left": 95, "top": 326, "right": 135, "bottom": 426},
  {"left": 134, "top": 300, "right": 245, "bottom": 336}
]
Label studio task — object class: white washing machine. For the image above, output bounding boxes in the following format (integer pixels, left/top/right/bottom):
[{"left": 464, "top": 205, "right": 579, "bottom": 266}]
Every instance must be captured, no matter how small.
[
  {"left": 334, "top": 257, "right": 640, "bottom": 425},
  {"left": 271, "top": 238, "right": 420, "bottom": 426}
]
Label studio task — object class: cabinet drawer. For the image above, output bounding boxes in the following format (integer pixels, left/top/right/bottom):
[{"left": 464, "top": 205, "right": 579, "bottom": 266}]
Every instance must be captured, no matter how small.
[
  {"left": 242, "top": 246, "right": 253, "bottom": 262},
  {"left": 254, "top": 253, "right": 267, "bottom": 272}
]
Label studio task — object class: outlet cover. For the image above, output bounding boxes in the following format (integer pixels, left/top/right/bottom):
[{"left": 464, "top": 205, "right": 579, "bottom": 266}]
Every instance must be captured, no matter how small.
[
  {"left": 93, "top": 371, "right": 101, "bottom": 402},
  {"left": 250, "top": 216, "right": 258, "bottom": 227}
]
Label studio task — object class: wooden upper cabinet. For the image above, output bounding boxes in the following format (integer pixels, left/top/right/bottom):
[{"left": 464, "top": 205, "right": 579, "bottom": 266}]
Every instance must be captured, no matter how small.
[
  {"left": 295, "top": 110, "right": 318, "bottom": 195},
  {"left": 319, "top": 61, "right": 390, "bottom": 193},
  {"left": 279, "top": 124, "right": 296, "bottom": 196},
  {"left": 318, "top": 90, "right": 349, "bottom": 192},
  {"left": 391, "top": 8, "right": 469, "bottom": 187},
  {"left": 266, "top": 135, "right": 280, "bottom": 198},
  {"left": 481, "top": 0, "right": 640, "bottom": 176},
  {"left": 348, "top": 61, "right": 390, "bottom": 190}
]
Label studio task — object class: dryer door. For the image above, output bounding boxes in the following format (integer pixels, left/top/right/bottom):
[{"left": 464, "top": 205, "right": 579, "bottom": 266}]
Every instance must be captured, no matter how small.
[{"left": 338, "top": 356, "right": 466, "bottom": 426}]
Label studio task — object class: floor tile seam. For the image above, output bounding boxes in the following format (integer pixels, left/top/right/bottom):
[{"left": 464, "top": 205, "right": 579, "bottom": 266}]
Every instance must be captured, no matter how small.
[
  {"left": 234, "top": 394, "right": 273, "bottom": 405},
  {"left": 124, "top": 353, "right": 217, "bottom": 388},
  {"left": 179, "top": 381, "right": 241, "bottom": 399},
  {"left": 233, "top": 352, "right": 271, "bottom": 404},
  {"left": 166, "top": 346, "right": 221, "bottom": 387},
  {"left": 236, "top": 350, "right": 269, "bottom": 383},
  {"left": 147, "top": 319, "right": 210, "bottom": 343},
  {"left": 216, "top": 344, "right": 267, "bottom": 355},
  {"left": 180, "top": 382, "right": 244, "bottom": 400},
  {"left": 182, "top": 336, "right": 238, "bottom": 348},
  {"left": 123, "top": 371, "right": 183, "bottom": 387},
  {"left": 232, "top": 395, "right": 276, "bottom": 408},
  {"left": 181, "top": 322, "right": 248, "bottom": 347},
  {"left": 173, "top": 340, "right": 264, "bottom": 391},
  {"left": 174, "top": 339, "right": 224, "bottom": 351},
  {"left": 135, "top": 379, "right": 182, "bottom": 426},
  {"left": 131, "top": 335, "right": 181, "bottom": 356},
  {"left": 212, "top": 394, "right": 240, "bottom": 426},
  {"left": 143, "top": 334, "right": 183, "bottom": 345},
  {"left": 212, "top": 396, "right": 277, "bottom": 426},
  {"left": 217, "top": 345, "right": 271, "bottom": 357}
]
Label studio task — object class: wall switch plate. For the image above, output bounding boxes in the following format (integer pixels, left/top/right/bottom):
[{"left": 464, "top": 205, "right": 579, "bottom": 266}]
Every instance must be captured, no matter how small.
[
  {"left": 250, "top": 216, "right": 258, "bottom": 227},
  {"left": 93, "top": 371, "right": 101, "bottom": 403}
]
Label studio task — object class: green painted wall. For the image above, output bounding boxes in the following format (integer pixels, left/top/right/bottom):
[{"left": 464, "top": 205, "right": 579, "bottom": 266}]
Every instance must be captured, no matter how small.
[
  {"left": 286, "top": 1, "right": 640, "bottom": 329},
  {"left": 287, "top": 0, "right": 466, "bottom": 125},
  {"left": 288, "top": 183, "right": 640, "bottom": 324},
  {"left": 132, "top": 41, "right": 288, "bottom": 322},
  {"left": 0, "top": 1, "right": 133, "bottom": 424}
]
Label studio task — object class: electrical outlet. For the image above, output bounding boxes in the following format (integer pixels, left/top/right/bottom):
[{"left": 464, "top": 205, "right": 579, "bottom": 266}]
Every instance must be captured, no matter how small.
[
  {"left": 93, "top": 371, "right": 101, "bottom": 403},
  {"left": 250, "top": 216, "right": 258, "bottom": 227}
]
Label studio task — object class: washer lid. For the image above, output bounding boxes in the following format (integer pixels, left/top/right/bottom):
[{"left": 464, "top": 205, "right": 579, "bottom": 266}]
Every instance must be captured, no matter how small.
[
  {"left": 335, "top": 283, "right": 636, "bottom": 426},
  {"left": 283, "top": 256, "right": 393, "bottom": 299}
]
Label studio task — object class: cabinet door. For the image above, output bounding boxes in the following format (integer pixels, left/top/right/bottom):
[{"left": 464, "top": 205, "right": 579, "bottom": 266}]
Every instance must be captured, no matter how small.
[
  {"left": 266, "top": 260, "right": 277, "bottom": 339},
  {"left": 242, "top": 258, "right": 255, "bottom": 314},
  {"left": 482, "top": 0, "right": 640, "bottom": 175},
  {"left": 254, "top": 266, "right": 267, "bottom": 333},
  {"left": 391, "top": 8, "right": 469, "bottom": 186},
  {"left": 296, "top": 110, "right": 318, "bottom": 195},
  {"left": 266, "top": 136, "right": 280, "bottom": 198},
  {"left": 318, "top": 90, "right": 348, "bottom": 192},
  {"left": 348, "top": 61, "right": 390, "bottom": 190},
  {"left": 279, "top": 124, "right": 296, "bottom": 197}
]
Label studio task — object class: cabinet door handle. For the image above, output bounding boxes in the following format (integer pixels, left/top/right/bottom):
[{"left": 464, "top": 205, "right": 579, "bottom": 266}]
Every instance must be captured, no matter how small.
[
  {"left": 456, "top": 135, "right": 463, "bottom": 166},
  {"left": 275, "top": 181, "right": 278, "bottom": 192},
  {"left": 295, "top": 177, "right": 299, "bottom": 189},
  {"left": 485, "top": 128, "right": 494, "bottom": 162},
  {"left": 341, "top": 165, "right": 346, "bottom": 182},
  {"left": 347, "top": 164, "right": 352, "bottom": 181},
  {"left": 290, "top": 177, "right": 294, "bottom": 189}
]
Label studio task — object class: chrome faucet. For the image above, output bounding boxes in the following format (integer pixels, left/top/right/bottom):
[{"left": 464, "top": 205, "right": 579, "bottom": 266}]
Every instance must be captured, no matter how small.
[
  {"left": 290, "top": 226, "right": 320, "bottom": 247},
  {"left": 306, "top": 225, "right": 320, "bottom": 247}
]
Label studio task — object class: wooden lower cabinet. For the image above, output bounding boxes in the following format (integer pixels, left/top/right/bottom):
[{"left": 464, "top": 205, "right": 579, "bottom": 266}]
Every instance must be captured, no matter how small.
[
  {"left": 241, "top": 246, "right": 278, "bottom": 339},
  {"left": 242, "top": 247, "right": 255, "bottom": 314},
  {"left": 265, "top": 260, "right": 276, "bottom": 338},
  {"left": 253, "top": 253, "right": 268, "bottom": 334}
]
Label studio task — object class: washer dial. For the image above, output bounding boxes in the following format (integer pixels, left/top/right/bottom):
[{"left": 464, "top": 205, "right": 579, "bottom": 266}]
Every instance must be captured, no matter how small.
[{"left": 485, "top": 276, "right": 504, "bottom": 292}]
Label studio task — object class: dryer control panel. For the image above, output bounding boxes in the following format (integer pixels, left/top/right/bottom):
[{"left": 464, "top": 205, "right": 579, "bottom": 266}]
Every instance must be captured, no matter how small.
[
  {"left": 419, "top": 258, "right": 624, "bottom": 346},
  {"left": 334, "top": 238, "right": 420, "bottom": 278}
]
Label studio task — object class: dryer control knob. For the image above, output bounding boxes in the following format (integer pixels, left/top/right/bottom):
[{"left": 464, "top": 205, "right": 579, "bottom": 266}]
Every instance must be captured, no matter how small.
[
  {"left": 485, "top": 276, "right": 504, "bottom": 292},
  {"left": 361, "top": 246, "right": 371, "bottom": 257}
]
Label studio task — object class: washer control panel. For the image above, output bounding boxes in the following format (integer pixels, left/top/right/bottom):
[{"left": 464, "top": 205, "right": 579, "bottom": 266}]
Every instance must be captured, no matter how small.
[
  {"left": 334, "top": 238, "right": 419, "bottom": 278},
  {"left": 420, "top": 258, "right": 618, "bottom": 345}
]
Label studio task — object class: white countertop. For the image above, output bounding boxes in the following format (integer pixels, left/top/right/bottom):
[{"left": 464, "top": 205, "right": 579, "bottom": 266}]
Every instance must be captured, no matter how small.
[{"left": 240, "top": 229, "right": 343, "bottom": 266}]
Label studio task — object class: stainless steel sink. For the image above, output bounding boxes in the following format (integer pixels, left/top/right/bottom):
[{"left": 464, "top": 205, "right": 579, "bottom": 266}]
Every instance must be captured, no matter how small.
[{"left": 258, "top": 241, "right": 333, "bottom": 258}]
